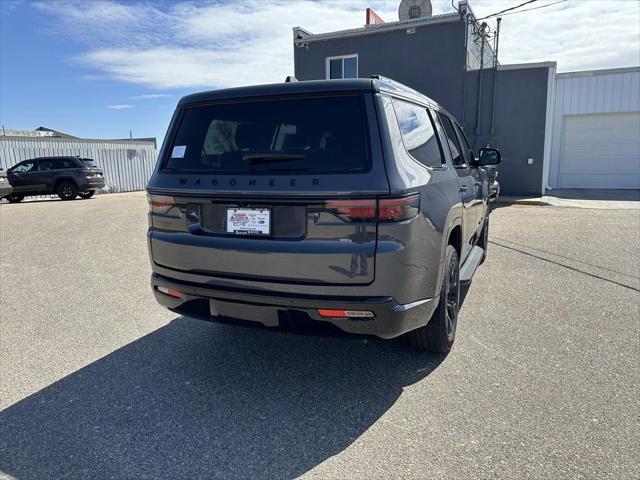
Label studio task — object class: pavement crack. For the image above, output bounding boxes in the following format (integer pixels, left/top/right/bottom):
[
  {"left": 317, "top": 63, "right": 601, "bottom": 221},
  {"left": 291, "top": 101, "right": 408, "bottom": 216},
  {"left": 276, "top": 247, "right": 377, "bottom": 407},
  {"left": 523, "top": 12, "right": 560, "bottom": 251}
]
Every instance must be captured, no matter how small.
[
  {"left": 492, "top": 236, "right": 640, "bottom": 281},
  {"left": 490, "top": 240, "right": 640, "bottom": 293}
]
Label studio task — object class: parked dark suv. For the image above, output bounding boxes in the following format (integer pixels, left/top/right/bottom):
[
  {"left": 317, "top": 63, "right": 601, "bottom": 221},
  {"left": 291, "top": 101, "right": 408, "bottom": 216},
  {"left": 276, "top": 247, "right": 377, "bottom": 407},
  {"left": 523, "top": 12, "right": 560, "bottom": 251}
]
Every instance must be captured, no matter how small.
[
  {"left": 147, "top": 77, "right": 500, "bottom": 352},
  {"left": 5, "top": 156, "right": 105, "bottom": 202}
]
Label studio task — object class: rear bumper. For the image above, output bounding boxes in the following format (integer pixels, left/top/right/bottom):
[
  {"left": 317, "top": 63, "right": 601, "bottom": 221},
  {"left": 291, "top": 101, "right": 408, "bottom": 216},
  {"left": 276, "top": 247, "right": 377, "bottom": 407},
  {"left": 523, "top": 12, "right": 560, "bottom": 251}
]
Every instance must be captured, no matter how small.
[
  {"left": 78, "top": 178, "right": 105, "bottom": 191},
  {"left": 0, "top": 184, "right": 13, "bottom": 198},
  {"left": 151, "top": 273, "right": 437, "bottom": 339}
]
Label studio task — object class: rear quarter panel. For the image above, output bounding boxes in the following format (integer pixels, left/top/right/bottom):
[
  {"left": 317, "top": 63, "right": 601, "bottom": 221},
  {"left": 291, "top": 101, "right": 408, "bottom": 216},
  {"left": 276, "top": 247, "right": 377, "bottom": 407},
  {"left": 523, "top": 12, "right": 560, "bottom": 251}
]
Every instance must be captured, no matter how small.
[{"left": 375, "top": 93, "right": 463, "bottom": 298}]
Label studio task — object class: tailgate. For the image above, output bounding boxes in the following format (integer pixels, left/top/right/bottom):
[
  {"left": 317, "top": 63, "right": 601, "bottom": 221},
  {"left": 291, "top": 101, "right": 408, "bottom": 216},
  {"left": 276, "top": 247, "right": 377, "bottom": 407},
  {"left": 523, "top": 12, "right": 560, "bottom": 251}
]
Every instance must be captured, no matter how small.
[
  {"left": 147, "top": 91, "right": 389, "bottom": 285},
  {"left": 149, "top": 196, "right": 377, "bottom": 285}
]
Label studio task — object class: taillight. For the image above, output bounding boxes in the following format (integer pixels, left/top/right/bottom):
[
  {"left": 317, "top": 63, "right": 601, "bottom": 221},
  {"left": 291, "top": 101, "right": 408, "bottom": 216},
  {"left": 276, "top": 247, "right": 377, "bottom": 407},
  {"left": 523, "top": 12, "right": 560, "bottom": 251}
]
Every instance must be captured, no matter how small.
[
  {"left": 323, "top": 194, "right": 419, "bottom": 223},
  {"left": 147, "top": 194, "right": 175, "bottom": 214},
  {"left": 324, "top": 199, "right": 377, "bottom": 222},
  {"left": 379, "top": 193, "right": 420, "bottom": 222}
]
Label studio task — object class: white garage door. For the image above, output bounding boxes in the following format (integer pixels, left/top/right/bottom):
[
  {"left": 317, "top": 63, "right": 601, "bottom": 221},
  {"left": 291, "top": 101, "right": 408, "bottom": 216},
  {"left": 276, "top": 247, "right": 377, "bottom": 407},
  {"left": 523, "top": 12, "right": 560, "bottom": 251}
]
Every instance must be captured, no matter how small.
[{"left": 560, "top": 112, "right": 640, "bottom": 189}]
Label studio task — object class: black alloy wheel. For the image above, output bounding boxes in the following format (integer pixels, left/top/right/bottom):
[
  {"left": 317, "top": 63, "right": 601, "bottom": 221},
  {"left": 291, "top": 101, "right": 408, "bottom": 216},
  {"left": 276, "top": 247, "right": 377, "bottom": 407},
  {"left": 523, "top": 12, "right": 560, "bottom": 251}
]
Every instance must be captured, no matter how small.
[{"left": 57, "top": 181, "right": 78, "bottom": 201}]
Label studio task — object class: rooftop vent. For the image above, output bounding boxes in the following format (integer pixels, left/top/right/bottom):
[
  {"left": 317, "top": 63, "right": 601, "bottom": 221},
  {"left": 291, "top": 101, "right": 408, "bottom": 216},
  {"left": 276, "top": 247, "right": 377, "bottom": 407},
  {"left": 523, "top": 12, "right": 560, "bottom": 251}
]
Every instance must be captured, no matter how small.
[{"left": 398, "top": 0, "right": 432, "bottom": 21}]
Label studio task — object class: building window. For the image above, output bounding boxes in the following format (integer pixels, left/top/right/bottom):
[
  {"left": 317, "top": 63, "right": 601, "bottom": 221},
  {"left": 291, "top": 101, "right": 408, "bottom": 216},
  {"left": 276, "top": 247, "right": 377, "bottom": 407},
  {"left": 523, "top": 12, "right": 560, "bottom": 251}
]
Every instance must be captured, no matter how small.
[{"left": 326, "top": 54, "right": 358, "bottom": 79}]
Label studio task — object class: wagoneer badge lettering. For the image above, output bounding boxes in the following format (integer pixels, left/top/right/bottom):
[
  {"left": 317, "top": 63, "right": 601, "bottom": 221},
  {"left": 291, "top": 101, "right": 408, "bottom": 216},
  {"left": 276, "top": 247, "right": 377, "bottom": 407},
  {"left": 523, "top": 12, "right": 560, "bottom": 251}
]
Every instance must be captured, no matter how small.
[{"left": 186, "top": 178, "right": 322, "bottom": 188}]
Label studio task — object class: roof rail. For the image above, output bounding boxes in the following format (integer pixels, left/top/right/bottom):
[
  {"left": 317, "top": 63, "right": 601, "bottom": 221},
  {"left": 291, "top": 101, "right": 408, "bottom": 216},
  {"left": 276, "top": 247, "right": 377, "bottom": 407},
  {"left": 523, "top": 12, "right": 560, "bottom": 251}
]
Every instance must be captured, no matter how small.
[
  {"left": 371, "top": 75, "right": 439, "bottom": 107},
  {"left": 370, "top": 74, "right": 394, "bottom": 83},
  {"left": 371, "top": 75, "right": 421, "bottom": 95},
  {"left": 285, "top": 76, "right": 298, "bottom": 83}
]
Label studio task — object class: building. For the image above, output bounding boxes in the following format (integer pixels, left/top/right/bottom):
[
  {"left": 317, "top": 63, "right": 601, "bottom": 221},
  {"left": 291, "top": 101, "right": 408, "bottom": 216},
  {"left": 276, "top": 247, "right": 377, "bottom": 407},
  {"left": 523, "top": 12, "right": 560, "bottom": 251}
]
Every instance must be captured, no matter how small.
[
  {"left": 0, "top": 127, "right": 158, "bottom": 193},
  {"left": 293, "top": 0, "right": 640, "bottom": 195},
  {"left": 548, "top": 67, "right": 640, "bottom": 190}
]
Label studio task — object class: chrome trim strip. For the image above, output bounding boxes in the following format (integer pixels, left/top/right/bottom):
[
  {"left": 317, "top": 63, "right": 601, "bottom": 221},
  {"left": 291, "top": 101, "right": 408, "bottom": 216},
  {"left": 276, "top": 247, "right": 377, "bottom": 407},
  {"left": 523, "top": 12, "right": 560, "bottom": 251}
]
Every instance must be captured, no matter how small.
[{"left": 392, "top": 298, "right": 433, "bottom": 313}]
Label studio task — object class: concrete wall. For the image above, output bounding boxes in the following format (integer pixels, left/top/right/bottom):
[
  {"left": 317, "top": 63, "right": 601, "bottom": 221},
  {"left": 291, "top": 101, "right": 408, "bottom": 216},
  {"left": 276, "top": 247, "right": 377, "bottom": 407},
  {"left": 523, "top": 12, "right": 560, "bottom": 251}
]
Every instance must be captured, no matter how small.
[{"left": 548, "top": 67, "right": 640, "bottom": 189}]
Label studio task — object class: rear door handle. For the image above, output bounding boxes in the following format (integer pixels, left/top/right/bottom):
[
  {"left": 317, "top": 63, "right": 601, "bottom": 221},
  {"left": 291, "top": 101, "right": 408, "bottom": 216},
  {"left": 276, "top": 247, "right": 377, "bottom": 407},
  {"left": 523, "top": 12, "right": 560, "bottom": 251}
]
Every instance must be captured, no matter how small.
[
  {"left": 474, "top": 181, "right": 482, "bottom": 186},
  {"left": 459, "top": 185, "right": 468, "bottom": 192}
]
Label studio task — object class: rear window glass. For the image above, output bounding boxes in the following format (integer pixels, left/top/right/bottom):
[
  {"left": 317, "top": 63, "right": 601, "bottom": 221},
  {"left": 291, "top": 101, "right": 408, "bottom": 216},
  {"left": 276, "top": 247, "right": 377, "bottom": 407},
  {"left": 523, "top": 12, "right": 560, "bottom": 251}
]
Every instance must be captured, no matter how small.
[
  {"left": 81, "top": 159, "right": 98, "bottom": 168},
  {"left": 164, "top": 95, "right": 370, "bottom": 174}
]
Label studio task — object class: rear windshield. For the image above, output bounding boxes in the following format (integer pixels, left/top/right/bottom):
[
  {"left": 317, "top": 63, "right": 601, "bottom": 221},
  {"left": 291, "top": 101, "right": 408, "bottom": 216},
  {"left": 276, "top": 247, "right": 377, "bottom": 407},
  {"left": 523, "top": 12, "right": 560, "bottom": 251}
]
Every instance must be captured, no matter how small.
[
  {"left": 164, "top": 95, "right": 370, "bottom": 174},
  {"left": 81, "top": 159, "right": 98, "bottom": 168}
]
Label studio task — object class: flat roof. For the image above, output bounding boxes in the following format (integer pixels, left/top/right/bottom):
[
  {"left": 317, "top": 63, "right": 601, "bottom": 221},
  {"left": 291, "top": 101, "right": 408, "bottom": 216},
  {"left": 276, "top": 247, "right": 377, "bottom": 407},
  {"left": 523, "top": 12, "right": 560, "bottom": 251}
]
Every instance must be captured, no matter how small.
[
  {"left": 497, "top": 62, "right": 557, "bottom": 71},
  {"left": 293, "top": 12, "right": 460, "bottom": 44},
  {"left": 0, "top": 136, "right": 157, "bottom": 146},
  {"left": 557, "top": 66, "right": 640, "bottom": 78}
]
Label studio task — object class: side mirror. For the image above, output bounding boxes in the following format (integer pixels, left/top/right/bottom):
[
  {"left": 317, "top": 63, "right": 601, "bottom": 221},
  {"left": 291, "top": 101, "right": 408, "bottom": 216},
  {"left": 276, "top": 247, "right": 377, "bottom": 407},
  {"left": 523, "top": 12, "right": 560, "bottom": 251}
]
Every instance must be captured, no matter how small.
[{"left": 479, "top": 147, "right": 501, "bottom": 166}]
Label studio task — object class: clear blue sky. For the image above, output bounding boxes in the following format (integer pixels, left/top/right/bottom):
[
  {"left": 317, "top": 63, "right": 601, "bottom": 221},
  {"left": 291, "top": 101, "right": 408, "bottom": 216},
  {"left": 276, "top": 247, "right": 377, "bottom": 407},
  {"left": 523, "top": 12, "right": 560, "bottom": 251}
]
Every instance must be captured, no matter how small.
[
  {"left": 1, "top": 1, "right": 638, "bottom": 144},
  {"left": 0, "top": 2, "right": 189, "bottom": 143}
]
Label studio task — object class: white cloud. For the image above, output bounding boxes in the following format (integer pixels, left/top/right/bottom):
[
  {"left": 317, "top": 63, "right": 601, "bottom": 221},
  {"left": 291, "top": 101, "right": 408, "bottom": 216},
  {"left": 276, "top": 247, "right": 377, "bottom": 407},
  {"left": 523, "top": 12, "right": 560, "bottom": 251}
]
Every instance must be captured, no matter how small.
[
  {"left": 107, "top": 104, "right": 133, "bottom": 110},
  {"left": 34, "top": 0, "right": 640, "bottom": 90},
  {"left": 128, "top": 94, "right": 173, "bottom": 100},
  {"left": 472, "top": 0, "right": 640, "bottom": 71}
]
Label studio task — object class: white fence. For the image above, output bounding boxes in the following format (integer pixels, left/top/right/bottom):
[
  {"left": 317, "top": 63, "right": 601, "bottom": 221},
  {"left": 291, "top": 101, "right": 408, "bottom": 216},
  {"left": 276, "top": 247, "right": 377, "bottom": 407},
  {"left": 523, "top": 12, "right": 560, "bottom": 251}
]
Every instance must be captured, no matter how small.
[{"left": 0, "top": 137, "right": 158, "bottom": 193}]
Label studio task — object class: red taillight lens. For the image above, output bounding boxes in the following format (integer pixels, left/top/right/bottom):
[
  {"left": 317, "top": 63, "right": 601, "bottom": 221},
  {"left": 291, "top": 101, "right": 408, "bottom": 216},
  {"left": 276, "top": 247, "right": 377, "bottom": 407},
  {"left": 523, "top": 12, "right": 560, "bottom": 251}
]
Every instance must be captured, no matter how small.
[
  {"left": 323, "top": 194, "right": 420, "bottom": 223},
  {"left": 379, "top": 194, "right": 420, "bottom": 222},
  {"left": 147, "top": 194, "right": 175, "bottom": 214},
  {"left": 324, "top": 199, "right": 377, "bottom": 222},
  {"left": 157, "top": 286, "right": 182, "bottom": 298}
]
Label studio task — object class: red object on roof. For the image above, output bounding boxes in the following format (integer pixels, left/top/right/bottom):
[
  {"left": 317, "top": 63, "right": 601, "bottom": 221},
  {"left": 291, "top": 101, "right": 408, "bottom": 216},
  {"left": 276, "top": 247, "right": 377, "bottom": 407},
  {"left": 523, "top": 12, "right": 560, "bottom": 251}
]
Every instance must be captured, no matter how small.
[{"left": 366, "top": 7, "right": 385, "bottom": 25}]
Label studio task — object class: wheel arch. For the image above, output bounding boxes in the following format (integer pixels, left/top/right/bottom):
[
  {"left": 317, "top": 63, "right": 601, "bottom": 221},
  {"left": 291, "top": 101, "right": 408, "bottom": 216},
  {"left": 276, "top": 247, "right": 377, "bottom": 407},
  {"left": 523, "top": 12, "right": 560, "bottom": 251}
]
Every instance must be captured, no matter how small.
[
  {"left": 54, "top": 177, "right": 79, "bottom": 191},
  {"left": 433, "top": 214, "right": 462, "bottom": 295}
]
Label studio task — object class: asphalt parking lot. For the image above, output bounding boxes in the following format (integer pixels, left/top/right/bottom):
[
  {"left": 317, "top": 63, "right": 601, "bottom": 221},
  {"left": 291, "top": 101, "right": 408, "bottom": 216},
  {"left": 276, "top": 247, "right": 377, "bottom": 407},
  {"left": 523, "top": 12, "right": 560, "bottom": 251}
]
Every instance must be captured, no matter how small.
[{"left": 1, "top": 192, "right": 638, "bottom": 480}]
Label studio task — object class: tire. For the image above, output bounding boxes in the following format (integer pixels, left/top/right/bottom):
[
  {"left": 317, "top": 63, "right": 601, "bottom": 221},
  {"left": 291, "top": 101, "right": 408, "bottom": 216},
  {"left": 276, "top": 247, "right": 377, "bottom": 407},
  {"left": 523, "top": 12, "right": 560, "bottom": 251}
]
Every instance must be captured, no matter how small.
[
  {"left": 479, "top": 216, "right": 489, "bottom": 264},
  {"left": 79, "top": 190, "right": 95, "bottom": 199},
  {"left": 406, "top": 245, "right": 460, "bottom": 353},
  {"left": 57, "top": 181, "right": 78, "bottom": 200},
  {"left": 6, "top": 194, "right": 24, "bottom": 203}
]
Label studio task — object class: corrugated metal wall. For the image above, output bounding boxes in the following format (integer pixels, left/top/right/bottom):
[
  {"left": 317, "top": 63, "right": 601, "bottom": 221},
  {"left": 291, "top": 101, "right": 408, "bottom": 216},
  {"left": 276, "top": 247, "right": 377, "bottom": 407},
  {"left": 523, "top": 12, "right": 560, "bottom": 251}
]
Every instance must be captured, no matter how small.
[
  {"left": 0, "top": 137, "right": 158, "bottom": 193},
  {"left": 548, "top": 67, "right": 640, "bottom": 189}
]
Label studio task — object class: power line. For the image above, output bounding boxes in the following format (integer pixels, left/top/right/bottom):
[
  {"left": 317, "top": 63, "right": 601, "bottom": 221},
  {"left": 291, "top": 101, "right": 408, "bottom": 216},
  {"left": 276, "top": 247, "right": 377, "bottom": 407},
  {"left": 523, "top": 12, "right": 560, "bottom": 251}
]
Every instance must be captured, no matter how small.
[
  {"left": 496, "top": 0, "right": 568, "bottom": 17},
  {"left": 476, "top": 0, "right": 539, "bottom": 21}
]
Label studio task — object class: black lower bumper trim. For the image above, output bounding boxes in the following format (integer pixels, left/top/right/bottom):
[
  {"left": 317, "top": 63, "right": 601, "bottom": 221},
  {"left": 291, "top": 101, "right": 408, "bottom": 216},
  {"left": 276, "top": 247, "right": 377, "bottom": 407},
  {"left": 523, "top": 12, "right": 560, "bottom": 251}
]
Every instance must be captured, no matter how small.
[{"left": 151, "top": 273, "right": 436, "bottom": 339}]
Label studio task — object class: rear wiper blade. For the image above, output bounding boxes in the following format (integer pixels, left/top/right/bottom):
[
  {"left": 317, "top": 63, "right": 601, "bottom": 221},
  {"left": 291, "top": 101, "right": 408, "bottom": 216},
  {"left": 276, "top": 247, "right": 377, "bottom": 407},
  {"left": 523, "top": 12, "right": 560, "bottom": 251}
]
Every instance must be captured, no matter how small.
[{"left": 242, "top": 153, "right": 306, "bottom": 165}]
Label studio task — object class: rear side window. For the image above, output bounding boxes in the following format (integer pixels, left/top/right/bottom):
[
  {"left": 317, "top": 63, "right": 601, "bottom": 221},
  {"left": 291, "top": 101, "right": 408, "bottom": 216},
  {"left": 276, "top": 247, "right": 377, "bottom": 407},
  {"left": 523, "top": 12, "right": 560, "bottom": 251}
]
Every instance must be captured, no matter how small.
[
  {"left": 81, "top": 159, "right": 98, "bottom": 168},
  {"left": 438, "top": 113, "right": 465, "bottom": 167},
  {"left": 392, "top": 99, "right": 444, "bottom": 168},
  {"left": 38, "top": 159, "right": 55, "bottom": 171},
  {"left": 164, "top": 95, "right": 370, "bottom": 174},
  {"left": 53, "top": 158, "right": 79, "bottom": 169}
]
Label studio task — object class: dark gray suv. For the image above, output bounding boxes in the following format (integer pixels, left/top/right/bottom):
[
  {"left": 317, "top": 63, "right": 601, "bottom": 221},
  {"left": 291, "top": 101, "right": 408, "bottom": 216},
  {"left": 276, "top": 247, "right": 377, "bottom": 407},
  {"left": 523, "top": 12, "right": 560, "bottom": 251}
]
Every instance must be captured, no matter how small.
[
  {"left": 5, "top": 156, "right": 105, "bottom": 202},
  {"left": 147, "top": 77, "right": 500, "bottom": 352}
]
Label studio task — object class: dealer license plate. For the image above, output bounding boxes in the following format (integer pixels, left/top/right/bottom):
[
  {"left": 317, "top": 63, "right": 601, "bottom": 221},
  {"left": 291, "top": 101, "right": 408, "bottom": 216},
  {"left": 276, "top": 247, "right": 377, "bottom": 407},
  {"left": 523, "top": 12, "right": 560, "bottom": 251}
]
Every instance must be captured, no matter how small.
[{"left": 226, "top": 208, "right": 271, "bottom": 236}]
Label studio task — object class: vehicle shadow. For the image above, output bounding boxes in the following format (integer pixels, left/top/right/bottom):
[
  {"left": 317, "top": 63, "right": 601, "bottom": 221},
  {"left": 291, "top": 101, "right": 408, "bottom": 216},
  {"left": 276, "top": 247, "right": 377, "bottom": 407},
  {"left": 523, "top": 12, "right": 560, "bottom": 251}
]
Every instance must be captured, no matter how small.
[{"left": 0, "top": 317, "right": 445, "bottom": 480}]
